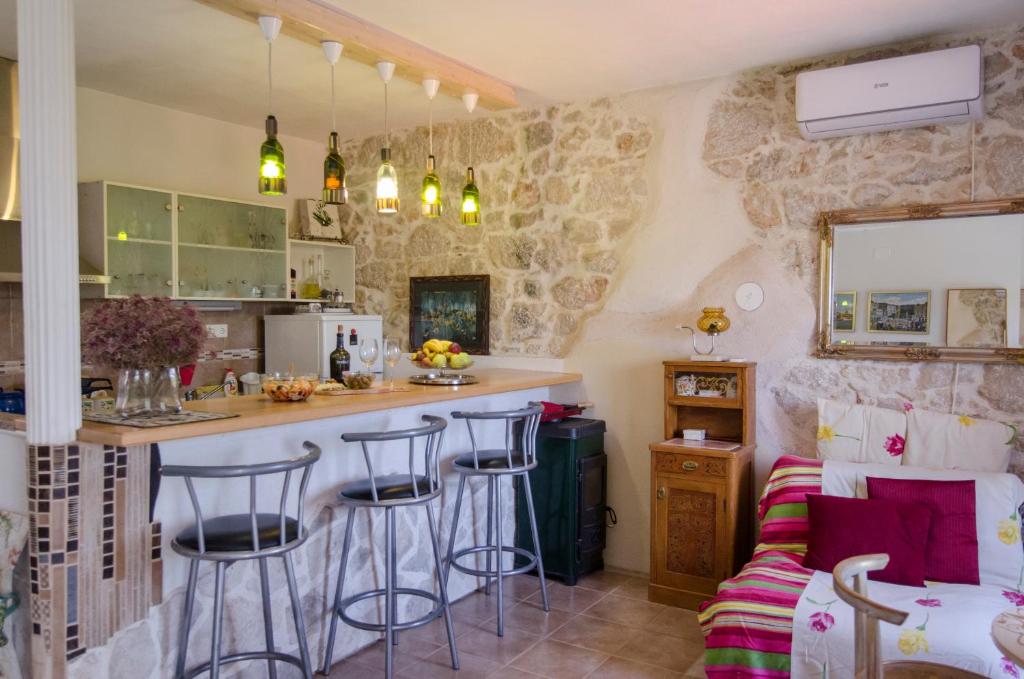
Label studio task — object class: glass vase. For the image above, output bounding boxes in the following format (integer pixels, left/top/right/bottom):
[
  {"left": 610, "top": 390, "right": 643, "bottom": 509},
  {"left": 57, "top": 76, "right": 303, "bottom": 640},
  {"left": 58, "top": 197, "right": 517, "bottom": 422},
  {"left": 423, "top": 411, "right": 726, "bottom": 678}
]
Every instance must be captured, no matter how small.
[
  {"left": 115, "top": 368, "right": 153, "bottom": 417},
  {"left": 152, "top": 366, "right": 183, "bottom": 414}
]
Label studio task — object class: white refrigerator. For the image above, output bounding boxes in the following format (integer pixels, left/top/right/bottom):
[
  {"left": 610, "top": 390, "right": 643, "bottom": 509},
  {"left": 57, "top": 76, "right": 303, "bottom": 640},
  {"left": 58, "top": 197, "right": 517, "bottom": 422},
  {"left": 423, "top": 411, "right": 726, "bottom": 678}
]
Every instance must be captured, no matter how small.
[{"left": 263, "top": 313, "right": 384, "bottom": 378}]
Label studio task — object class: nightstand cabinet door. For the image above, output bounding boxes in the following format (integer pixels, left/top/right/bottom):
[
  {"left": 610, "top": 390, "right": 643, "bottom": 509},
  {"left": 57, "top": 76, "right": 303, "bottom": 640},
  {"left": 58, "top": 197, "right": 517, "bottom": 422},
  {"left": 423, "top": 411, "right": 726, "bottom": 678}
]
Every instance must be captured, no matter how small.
[{"left": 652, "top": 473, "right": 728, "bottom": 594}]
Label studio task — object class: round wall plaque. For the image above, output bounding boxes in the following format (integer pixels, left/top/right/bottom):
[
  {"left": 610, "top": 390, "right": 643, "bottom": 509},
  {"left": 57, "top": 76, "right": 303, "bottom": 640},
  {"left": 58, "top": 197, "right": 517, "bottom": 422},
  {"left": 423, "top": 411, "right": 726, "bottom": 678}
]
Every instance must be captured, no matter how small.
[{"left": 735, "top": 282, "right": 764, "bottom": 311}]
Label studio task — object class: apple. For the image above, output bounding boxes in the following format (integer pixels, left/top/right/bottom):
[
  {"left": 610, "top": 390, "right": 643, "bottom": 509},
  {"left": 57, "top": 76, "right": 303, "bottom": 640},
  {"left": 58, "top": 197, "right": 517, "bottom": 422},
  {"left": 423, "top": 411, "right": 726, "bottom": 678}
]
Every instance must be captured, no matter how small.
[{"left": 448, "top": 342, "right": 462, "bottom": 354}]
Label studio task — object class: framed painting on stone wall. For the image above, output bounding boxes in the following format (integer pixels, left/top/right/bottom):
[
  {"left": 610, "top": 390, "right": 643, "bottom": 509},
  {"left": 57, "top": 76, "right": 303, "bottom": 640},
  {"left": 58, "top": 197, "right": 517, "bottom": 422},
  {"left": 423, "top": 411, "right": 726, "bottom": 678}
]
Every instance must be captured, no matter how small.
[
  {"left": 946, "top": 288, "right": 1007, "bottom": 348},
  {"left": 409, "top": 275, "right": 490, "bottom": 355}
]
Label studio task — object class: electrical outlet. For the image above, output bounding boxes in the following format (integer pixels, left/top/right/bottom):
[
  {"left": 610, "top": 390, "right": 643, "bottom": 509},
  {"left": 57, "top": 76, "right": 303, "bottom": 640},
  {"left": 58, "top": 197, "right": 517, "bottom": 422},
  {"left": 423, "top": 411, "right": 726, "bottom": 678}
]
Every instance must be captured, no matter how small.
[{"left": 205, "top": 324, "right": 228, "bottom": 339}]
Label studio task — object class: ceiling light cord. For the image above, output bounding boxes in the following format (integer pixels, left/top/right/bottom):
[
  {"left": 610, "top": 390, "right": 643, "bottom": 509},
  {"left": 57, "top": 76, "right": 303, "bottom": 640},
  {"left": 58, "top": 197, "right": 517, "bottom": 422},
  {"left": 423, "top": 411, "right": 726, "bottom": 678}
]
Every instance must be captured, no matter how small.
[
  {"left": 429, "top": 98, "right": 433, "bottom": 156},
  {"left": 331, "top": 62, "right": 337, "bottom": 132},
  {"left": 267, "top": 41, "right": 273, "bottom": 113},
  {"left": 384, "top": 81, "right": 390, "bottom": 147}
]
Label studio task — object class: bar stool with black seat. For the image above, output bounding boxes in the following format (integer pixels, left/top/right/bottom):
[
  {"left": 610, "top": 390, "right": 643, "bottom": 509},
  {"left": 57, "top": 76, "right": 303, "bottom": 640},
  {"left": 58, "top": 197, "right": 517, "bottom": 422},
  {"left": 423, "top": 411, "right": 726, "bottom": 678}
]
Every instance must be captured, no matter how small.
[
  {"left": 445, "top": 404, "right": 549, "bottom": 637},
  {"left": 161, "top": 441, "right": 321, "bottom": 679},
  {"left": 320, "top": 414, "right": 459, "bottom": 679}
]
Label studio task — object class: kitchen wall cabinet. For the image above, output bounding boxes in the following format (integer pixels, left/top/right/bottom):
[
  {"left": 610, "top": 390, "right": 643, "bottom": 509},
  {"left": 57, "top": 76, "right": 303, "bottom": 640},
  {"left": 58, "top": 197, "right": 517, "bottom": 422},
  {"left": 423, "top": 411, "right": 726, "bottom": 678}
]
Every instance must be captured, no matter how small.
[{"left": 79, "top": 181, "right": 295, "bottom": 301}]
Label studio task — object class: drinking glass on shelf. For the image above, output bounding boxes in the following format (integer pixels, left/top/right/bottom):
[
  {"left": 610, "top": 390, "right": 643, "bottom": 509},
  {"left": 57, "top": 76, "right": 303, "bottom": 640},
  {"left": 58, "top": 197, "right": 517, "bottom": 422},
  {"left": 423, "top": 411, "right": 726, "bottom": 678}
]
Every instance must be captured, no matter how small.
[
  {"left": 359, "top": 339, "right": 380, "bottom": 381},
  {"left": 383, "top": 337, "right": 402, "bottom": 390}
]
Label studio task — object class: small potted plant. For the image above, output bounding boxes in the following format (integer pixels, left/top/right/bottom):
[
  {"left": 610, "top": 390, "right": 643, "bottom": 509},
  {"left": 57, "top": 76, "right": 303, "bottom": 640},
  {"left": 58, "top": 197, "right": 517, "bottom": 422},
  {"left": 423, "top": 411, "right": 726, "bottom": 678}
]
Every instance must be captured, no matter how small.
[{"left": 82, "top": 296, "right": 205, "bottom": 417}]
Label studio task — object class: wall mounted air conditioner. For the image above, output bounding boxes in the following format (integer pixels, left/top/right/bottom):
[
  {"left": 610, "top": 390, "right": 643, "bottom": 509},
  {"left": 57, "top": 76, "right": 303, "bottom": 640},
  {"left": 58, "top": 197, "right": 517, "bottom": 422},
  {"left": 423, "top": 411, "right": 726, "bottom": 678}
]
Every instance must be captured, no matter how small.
[{"left": 795, "top": 45, "right": 982, "bottom": 140}]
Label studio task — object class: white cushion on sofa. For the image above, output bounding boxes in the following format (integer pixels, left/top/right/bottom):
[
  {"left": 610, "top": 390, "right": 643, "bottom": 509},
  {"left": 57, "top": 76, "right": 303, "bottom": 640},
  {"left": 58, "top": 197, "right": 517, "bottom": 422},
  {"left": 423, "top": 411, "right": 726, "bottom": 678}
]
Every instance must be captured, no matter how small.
[
  {"left": 904, "top": 408, "right": 1014, "bottom": 473},
  {"left": 816, "top": 398, "right": 906, "bottom": 464},
  {"left": 822, "top": 460, "right": 1024, "bottom": 591}
]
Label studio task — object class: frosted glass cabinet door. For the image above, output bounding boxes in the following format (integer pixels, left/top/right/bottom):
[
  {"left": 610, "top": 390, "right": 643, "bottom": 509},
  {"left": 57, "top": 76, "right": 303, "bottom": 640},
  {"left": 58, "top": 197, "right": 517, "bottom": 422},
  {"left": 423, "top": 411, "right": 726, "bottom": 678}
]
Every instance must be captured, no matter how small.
[
  {"left": 105, "top": 184, "right": 174, "bottom": 296},
  {"left": 105, "top": 185, "right": 173, "bottom": 241},
  {"left": 177, "top": 195, "right": 287, "bottom": 250}
]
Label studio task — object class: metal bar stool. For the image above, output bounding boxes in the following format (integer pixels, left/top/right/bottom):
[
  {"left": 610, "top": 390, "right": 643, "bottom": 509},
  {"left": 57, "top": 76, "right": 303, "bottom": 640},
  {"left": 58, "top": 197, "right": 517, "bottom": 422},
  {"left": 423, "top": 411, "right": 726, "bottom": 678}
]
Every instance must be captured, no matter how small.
[
  {"left": 444, "top": 403, "right": 549, "bottom": 637},
  {"left": 320, "top": 415, "right": 459, "bottom": 679},
  {"left": 161, "top": 441, "right": 321, "bottom": 679}
]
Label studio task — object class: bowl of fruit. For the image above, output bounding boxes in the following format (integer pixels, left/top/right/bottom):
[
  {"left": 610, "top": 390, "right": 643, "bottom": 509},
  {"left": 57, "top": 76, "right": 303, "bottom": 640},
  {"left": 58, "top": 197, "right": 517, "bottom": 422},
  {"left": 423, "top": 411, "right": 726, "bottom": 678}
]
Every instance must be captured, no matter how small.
[
  {"left": 408, "top": 339, "right": 477, "bottom": 385},
  {"left": 261, "top": 373, "right": 319, "bottom": 402}
]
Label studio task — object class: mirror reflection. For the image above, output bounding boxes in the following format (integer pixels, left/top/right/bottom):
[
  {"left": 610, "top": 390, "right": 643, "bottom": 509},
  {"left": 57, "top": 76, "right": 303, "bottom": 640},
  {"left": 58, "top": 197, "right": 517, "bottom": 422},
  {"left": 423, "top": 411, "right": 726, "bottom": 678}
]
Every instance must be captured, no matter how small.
[{"left": 830, "top": 213, "right": 1024, "bottom": 349}]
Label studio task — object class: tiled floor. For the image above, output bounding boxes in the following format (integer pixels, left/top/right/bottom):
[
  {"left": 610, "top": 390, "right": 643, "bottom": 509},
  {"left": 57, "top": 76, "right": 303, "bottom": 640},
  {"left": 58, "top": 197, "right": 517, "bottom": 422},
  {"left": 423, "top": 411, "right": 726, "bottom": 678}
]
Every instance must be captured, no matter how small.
[{"left": 326, "top": 572, "right": 706, "bottom": 678}]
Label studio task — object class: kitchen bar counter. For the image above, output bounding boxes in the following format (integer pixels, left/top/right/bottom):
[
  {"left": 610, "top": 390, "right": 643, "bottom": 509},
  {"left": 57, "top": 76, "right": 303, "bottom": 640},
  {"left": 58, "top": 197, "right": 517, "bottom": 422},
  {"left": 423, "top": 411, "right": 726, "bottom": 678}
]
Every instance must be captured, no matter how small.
[{"left": 76, "top": 368, "right": 580, "bottom": 446}]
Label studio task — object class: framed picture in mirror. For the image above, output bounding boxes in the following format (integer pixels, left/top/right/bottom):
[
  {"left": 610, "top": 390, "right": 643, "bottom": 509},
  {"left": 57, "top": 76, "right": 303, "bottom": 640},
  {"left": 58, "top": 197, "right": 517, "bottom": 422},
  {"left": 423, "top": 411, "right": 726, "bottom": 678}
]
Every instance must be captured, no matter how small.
[
  {"left": 868, "top": 291, "right": 930, "bottom": 334},
  {"left": 946, "top": 288, "right": 1007, "bottom": 348},
  {"left": 833, "top": 291, "right": 856, "bottom": 332}
]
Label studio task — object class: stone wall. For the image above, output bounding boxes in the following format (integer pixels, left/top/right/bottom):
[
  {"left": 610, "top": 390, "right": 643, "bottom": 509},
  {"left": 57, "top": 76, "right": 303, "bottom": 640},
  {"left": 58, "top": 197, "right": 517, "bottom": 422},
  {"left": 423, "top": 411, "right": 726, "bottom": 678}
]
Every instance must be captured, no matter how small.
[{"left": 332, "top": 99, "right": 652, "bottom": 356}]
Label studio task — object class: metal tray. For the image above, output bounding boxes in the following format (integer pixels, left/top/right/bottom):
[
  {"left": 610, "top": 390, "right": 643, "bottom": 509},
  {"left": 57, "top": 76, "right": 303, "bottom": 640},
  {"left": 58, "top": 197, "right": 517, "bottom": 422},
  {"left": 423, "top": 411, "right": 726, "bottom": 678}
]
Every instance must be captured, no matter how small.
[{"left": 408, "top": 373, "right": 479, "bottom": 386}]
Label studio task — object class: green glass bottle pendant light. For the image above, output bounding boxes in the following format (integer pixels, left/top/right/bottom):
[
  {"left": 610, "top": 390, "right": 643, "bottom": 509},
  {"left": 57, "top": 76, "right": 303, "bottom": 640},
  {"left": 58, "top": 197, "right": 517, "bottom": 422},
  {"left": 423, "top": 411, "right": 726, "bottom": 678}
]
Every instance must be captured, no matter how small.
[
  {"left": 421, "top": 77, "right": 442, "bottom": 218},
  {"left": 375, "top": 61, "right": 399, "bottom": 214},
  {"left": 461, "top": 92, "right": 481, "bottom": 226},
  {"left": 321, "top": 40, "right": 347, "bottom": 205},
  {"left": 258, "top": 16, "right": 286, "bottom": 196}
]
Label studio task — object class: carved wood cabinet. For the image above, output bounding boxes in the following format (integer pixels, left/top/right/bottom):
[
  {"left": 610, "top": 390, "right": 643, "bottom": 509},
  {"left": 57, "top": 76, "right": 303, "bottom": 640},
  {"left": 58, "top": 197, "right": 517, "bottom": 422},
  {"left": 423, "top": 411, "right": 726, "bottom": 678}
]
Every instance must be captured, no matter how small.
[{"left": 649, "top": 361, "right": 756, "bottom": 610}]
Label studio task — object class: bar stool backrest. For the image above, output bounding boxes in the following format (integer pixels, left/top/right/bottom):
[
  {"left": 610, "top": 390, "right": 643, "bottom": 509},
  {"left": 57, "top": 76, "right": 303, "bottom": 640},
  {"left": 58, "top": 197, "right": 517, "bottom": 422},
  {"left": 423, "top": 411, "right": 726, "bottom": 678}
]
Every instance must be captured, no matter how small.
[
  {"left": 340, "top": 415, "right": 448, "bottom": 504},
  {"left": 160, "top": 441, "right": 322, "bottom": 555},
  {"left": 450, "top": 403, "right": 543, "bottom": 471}
]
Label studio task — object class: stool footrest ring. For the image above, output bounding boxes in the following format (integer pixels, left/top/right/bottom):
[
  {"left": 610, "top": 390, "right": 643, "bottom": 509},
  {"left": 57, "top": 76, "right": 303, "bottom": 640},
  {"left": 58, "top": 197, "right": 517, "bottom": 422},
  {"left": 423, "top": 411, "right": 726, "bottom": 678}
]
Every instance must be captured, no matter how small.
[
  {"left": 337, "top": 586, "right": 444, "bottom": 633},
  {"left": 183, "top": 650, "right": 306, "bottom": 679},
  {"left": 449, "top": 545, "right": 538, "bottom": 579}
]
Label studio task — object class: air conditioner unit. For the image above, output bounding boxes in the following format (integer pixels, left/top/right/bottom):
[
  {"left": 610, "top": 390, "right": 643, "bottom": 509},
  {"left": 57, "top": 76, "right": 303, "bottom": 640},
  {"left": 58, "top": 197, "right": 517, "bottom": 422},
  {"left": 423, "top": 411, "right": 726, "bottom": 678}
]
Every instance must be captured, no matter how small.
[{"left": 795, "top": 45, "right": 982, "bottom": 140}]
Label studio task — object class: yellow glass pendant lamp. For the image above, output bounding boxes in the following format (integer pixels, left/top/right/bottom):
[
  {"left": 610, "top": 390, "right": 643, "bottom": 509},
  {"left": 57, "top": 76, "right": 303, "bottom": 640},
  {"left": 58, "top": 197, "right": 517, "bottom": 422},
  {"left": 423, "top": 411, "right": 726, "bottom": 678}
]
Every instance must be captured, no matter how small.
[
  {"left": 460, "top": 92, "right": 481, "bottom": 226},
  {"left": 321, "top": 41, "right": 347, "bottom": 205},
  {"left": 375, "top": 61, "right": 399, "bottom": 214},
  {"left": 421, "top": 78, "right": 442, "bottom": 217}
]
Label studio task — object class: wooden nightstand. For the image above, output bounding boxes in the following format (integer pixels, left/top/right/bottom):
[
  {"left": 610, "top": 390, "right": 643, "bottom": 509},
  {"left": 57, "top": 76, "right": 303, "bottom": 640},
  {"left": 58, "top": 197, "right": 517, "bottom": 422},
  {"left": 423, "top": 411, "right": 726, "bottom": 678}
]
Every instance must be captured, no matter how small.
[{"left": 648, "top": 361, "right": 756, "bottom": 610}]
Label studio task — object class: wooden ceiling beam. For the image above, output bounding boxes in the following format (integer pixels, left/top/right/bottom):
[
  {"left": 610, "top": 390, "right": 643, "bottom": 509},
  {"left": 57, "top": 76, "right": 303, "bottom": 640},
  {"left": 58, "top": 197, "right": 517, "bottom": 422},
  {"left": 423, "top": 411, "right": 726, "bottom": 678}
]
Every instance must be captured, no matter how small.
[{"left": 194, "top": 0, "right": 518, "bottom": 110}]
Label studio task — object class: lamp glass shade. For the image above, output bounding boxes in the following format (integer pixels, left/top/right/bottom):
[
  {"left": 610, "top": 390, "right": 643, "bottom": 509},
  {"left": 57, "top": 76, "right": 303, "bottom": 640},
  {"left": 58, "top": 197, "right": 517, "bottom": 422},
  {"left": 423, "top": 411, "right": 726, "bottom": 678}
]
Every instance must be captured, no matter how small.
[
  {"left": 697, "top": 306, "right": 730, "bottom": 335},
  {"left": 375, "top": 147, "right": 399, "bottom": 214},
  {"left": 460, "top": 167, "right": 480, "bottom": 226},
  {"left": 323, "top": 131, "right": 347, "bottom": 205},
  {"left": 259, "top": 115, "right": 286, "bottom": 196},
  {"left": 421, "top": 155, "right": 442, "bottom": 217}
]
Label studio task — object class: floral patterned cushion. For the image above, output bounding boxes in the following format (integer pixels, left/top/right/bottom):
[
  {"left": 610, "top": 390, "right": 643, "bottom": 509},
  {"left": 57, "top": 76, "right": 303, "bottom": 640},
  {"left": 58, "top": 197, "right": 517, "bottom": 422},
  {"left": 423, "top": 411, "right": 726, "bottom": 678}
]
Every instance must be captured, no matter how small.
[
  {"left": 904, "top": 408, "right": 1015, "bottom": 473},
  {"left": 816, "top": 398, "right": 907, "bottom": 465},
  {"left": 0, "top": 511, "right": 28, "bottom": 679}
]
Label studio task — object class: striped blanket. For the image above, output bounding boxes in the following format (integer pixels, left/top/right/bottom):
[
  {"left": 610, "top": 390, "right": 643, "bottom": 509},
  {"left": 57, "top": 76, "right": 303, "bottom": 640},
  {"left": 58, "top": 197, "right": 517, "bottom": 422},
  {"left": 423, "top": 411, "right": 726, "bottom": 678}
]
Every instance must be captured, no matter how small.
[{"left": 698, "top": 455, "right": 823, "bottom": 678}]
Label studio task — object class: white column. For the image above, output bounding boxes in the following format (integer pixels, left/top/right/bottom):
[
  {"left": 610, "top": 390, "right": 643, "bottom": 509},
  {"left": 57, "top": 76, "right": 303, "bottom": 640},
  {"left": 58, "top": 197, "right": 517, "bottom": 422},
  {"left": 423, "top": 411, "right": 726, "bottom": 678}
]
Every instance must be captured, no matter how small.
[{"left": 17, "top": 0, "right": 81, "bottom": 444}]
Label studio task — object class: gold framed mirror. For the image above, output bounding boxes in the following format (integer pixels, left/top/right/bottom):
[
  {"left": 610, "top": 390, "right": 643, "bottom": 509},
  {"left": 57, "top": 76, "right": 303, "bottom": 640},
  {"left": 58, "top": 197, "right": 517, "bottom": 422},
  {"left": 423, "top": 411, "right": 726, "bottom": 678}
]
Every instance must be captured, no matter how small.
[{"left": 817, "top": 197, "right": 1024, "bottom": 363}]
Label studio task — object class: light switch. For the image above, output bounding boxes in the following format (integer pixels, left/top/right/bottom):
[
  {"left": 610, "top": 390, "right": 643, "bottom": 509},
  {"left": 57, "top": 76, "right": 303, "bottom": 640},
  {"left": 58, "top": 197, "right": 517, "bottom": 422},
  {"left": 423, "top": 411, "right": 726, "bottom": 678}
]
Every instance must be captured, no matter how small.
[{"left": 205, "top": 324, "right": 228, "bottom": 339}]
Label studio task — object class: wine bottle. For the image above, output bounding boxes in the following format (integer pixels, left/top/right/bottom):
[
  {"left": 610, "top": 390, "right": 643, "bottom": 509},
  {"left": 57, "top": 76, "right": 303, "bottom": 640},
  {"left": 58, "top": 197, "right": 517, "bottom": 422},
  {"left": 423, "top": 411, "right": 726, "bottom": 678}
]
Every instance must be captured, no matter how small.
[{"left": 329, "top": 324, "right": 350, "bottom": 382}]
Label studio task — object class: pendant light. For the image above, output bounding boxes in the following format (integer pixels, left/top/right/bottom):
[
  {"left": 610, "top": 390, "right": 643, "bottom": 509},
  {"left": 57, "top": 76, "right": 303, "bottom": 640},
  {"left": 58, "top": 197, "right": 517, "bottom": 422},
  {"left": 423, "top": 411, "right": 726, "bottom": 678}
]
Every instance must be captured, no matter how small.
[
  {"left": 460, "top": 92, "right": 481, "bottom": 226},
  {"left": 321, "top": 40, "right": 347, "bottom": 205},
  {"left": 375, "top": 61, "right": 399, "bottom": 214},
  {"left": 257, "top": 16, "right": 286, "bottom": 196},
  {"left": 421, "top": 78, "right": 442, "bottom": 218}
]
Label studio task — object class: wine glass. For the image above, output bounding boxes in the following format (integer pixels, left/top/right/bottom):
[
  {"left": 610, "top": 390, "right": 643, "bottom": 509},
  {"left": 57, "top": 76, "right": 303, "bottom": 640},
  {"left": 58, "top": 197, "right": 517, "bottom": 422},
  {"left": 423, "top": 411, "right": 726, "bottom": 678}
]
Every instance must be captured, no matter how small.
[
  {"left": 383, "top": 337, "right": 402, "bottom": 390},
  {"left": 359, "top": 339, "right": 380, "bottom": 382}
]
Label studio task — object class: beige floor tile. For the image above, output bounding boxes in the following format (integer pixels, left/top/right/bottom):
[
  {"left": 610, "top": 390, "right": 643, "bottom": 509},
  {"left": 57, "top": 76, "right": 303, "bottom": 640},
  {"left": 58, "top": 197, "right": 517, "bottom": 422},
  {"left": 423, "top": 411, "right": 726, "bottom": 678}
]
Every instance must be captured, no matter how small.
[
  {"left": 525, "top": 581, "right": 607, "bottom": 614},
  {"left": 402, "top": 615, "right": 477, "bottom": 646},
  {"left": 346, "top": 637, "right": 443, "bottom": 673},
  {"left": 452, "top": 591, "right": 503, "bottom": 624},
  {"left": 583, "top": 594, "right": 666, "bottom": 628},
  {"left": 549, "top": 614, "right": 631, "bottom": 655},
  {"left": 610, "top": 576, "right": 651, "bottom": 601},
  {"left": 510, "top": 639, "right": 609, "bottom": 679},
  {"left": 573, "top": 571, "right": 635, "bottom": 593},
  {"left": 456, "top": 624, "right": 542, "bottom": 665},
  {"left": 587, "top": 656, "right": 685, "bottom": 679},
  {"left": 496, "top": 600, "right": 575, "bottom": 636},
  {"left": 397, "top": 645, "right": 503, "bottom": 679},
  {"left": 328, "top": 659, "right": 388, "bottom": 678},
  {"left": 489, "top": 667, "right": 548, "bottom": 679},
  {"left": 613, "top": 629, "right": 704, "bottom": 673},
  {"left": 642, "top": 605, "right": 704, "bottom": 642},
  {"left": 480, "top": 574, "right": 542, "bottom": 601}
]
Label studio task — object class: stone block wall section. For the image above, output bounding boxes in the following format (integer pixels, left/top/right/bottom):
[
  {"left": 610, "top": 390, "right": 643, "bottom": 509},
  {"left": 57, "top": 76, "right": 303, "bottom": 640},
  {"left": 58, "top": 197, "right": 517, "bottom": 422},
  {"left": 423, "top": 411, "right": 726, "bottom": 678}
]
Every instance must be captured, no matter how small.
[{"left": 332, "top": 99, "right": 652, "bottom": 357}]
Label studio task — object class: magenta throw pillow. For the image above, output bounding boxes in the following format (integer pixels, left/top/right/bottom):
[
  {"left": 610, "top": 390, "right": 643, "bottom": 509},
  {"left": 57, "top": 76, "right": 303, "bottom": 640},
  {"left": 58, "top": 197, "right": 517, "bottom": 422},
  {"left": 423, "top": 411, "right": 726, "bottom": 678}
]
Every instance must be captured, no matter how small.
[
  {"left": 804, "top": 494, "right": 932, "bottom": 586},
  {"left": 866, "top": 476, "right": 979, "bottom": 585}
]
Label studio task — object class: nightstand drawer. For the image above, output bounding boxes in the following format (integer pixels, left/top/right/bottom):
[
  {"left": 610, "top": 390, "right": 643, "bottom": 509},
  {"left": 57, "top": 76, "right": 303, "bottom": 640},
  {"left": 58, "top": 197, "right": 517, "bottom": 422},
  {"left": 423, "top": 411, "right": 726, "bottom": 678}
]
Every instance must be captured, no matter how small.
[{"left": 653, "top": 451, "right": 729, "bottom": 479}]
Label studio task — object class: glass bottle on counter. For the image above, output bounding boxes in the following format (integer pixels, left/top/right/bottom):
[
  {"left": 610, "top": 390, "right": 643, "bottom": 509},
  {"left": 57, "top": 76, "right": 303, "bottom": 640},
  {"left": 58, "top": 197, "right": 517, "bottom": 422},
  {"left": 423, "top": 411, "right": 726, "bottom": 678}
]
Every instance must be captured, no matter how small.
[
  {"left": 301, "top": 256, "right": 321, "bottom": 299},
  {"left": 329, "top": 324, "right": 350, "bottom": 382}
]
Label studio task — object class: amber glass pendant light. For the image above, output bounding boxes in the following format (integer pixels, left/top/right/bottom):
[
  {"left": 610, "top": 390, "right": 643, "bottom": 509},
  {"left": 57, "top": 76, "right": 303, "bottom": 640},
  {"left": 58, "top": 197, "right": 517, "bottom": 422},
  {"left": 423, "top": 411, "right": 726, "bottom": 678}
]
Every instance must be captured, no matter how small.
[
  {"left": 421, "top": 78, "right": 442, "bottom": 218},
  {"left": 258, "top": 16, "right": 286, "bottom": 196},
  {"left": 460, "top": 92, "right": 481, "bottom": 226},
  {"left": 375, "top": 61, "right": 399, "bottom": 214},
  {"left": 321, "top": 41, "right": 347, "bottom": 205}
]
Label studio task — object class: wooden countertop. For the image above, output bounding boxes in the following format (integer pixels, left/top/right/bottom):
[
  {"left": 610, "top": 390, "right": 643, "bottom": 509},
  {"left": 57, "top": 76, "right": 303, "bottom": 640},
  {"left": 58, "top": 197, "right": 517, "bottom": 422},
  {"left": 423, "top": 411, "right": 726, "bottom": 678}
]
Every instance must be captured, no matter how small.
[{"left": 76, "top": 369, "right": 581, "bottom": 446}]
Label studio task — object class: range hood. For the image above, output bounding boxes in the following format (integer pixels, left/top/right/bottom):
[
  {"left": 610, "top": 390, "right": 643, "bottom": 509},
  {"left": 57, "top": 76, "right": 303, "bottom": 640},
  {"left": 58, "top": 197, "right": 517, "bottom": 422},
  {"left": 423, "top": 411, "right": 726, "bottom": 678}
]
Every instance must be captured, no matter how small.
[{"left": 0, "top": 58, "right": 110, "bottom": 284}]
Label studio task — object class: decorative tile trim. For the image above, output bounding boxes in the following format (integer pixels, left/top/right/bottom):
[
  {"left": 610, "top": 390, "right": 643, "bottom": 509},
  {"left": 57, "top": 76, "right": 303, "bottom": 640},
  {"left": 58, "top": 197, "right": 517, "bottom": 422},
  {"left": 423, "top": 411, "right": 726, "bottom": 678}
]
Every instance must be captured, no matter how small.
[{"left": 197, "top": 348, "right": 262, "bottom": 362}]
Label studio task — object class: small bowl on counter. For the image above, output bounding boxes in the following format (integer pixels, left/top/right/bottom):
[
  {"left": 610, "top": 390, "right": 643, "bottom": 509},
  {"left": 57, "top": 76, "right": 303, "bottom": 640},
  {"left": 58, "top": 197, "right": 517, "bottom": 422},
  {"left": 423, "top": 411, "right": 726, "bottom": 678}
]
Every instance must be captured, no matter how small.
[
  {"left": 261, "top": 373, "right": 319, "bottom": 402},
  {"left": 342, "top": 372, "right": 375, "bottom": 390}
]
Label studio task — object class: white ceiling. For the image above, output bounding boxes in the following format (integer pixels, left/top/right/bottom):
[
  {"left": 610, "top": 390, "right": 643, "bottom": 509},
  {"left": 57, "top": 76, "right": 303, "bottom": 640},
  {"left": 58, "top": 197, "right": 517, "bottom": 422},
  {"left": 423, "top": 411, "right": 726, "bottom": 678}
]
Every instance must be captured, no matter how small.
[{"left": 0, "top": 0, "right": 1021, "bottom": 143}]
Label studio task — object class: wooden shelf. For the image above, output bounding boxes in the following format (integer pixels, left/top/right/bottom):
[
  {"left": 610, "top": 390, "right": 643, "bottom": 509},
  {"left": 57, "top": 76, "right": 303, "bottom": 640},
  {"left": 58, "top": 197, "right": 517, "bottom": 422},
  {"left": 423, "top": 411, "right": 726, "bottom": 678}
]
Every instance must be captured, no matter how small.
[{"left": 667, "top": 396, "right": 743, "bottom": 410}]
